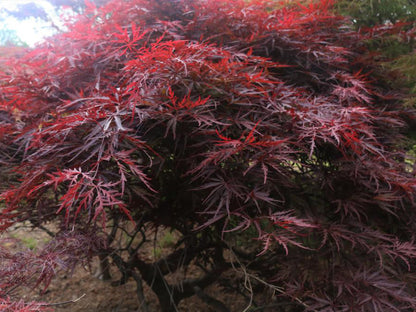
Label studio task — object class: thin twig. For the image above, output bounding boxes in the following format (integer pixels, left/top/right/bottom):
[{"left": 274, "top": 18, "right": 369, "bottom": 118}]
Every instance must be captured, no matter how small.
[
  {"left": 40, "top": 293, "right": 86, "bottom": 307},
  {"left": 226, "top": 244, "right": 315, "bottom": 312}
]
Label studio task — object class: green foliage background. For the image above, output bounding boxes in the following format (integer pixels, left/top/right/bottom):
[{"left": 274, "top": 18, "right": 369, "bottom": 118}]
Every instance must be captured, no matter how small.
[
  {"left": 0, "top": 28, "right": 26, "bottom": 47},
  {"left": 335, "top": 0, "right": 416, "bottom": 26},
  {"left": 334, "top": 0, "right": 415, "bottom": 107}
]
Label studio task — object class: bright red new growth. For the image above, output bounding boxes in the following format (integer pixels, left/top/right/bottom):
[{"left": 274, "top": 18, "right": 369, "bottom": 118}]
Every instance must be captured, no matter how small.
[{"left": 0, "top": 0, "right": 415, "bottom": 311}]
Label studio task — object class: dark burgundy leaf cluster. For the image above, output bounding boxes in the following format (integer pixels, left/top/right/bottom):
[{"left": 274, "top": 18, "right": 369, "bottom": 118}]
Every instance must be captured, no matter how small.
[
  {"left": 0, "top": 230, "right": 102, "bottom": 311},
  {"left": 0, "top": 0, "right": 415, "bottom": 311},
  {"left": 0, "top": 297, "right": 50, "bottom": 312}
]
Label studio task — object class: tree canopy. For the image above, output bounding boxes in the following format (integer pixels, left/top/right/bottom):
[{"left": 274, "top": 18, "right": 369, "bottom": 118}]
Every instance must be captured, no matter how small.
[{"left": 0, "top": 0, "right": 416, "bottom": 311}]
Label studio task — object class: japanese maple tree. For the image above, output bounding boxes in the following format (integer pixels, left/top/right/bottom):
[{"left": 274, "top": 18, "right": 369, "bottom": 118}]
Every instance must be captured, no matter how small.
[{"left": 1, "top": 0, "right": 416, "bottom": 311}]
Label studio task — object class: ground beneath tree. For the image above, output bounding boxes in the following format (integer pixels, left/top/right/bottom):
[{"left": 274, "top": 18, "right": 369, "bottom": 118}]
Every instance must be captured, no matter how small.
[{"left": 3, "top": 224, "right": 277, "bottom": 312}]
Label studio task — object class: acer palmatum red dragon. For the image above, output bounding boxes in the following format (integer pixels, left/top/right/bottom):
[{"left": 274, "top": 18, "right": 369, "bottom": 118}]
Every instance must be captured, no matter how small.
[{"left": 0, "top": 0, "right": 415, "bottom": 311}]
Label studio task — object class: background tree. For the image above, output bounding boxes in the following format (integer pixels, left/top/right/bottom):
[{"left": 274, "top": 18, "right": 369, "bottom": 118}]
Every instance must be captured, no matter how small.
[
  {"left": 1, "top": 0, "right": 110, "bottom": 20},
  {"left": 335, "top": 0, "right": 416, "bottom": 26},
  {"left": 48, "top": 0, "right": 109, "bottom": 12},
  {"left": 1, "top": 0, "right": 416, "bottom": 311},
  {"left": 0, "top": 0, "right": 111, "bottom": 47},
  {"left": 335, "top": 0, "right": 415, "bottom": 107},
  {"left": 0, "top": 28, "right": 26, "bottom": 47}
]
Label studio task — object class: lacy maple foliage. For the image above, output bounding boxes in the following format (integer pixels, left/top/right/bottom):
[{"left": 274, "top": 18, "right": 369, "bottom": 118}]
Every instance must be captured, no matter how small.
[{"left": 0, "top": 0, "right": 415, "bottom": 311}]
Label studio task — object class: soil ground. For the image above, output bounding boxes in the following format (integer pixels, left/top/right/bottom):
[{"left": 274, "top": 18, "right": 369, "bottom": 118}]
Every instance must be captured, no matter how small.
[{"left": 2, "top": 224, "right": 276, "bottom": 312}]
